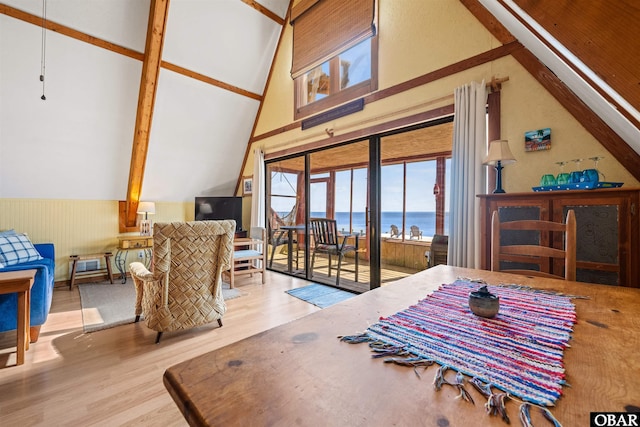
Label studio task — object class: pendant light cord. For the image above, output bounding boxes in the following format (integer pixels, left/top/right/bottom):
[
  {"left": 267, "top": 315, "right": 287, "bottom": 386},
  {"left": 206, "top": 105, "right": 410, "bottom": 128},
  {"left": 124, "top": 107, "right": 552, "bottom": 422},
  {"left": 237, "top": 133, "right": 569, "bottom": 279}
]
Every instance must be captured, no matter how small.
[{"left": 40, "top": 0, "right": 47, "bottom": 100}]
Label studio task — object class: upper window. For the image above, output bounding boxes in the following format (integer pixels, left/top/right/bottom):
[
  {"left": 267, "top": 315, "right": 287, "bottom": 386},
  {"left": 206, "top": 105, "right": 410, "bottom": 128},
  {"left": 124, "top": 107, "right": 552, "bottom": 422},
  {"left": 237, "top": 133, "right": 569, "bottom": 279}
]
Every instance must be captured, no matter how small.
[{"left": 291, "top": 0, "right": 378, "bottom": 119}]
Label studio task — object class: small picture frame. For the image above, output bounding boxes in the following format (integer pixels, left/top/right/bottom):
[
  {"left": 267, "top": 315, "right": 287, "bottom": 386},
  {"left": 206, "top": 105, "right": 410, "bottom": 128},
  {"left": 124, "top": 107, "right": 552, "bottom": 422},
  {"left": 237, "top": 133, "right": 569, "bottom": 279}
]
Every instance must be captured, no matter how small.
[
  {"left": 242, "top": 177, "right": 253, "bottom": 196},
  {"left": 524, "top": 128, "right": 551, "bottom": 152}
]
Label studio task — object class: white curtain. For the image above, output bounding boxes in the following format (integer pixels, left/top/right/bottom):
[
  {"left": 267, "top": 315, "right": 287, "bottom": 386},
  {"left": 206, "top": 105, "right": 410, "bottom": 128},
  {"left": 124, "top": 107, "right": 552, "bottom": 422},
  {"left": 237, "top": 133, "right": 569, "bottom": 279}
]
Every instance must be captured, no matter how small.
[
  {"left": 250, "top": 147, "right": 265, "bottom": 228},
  {"left": 449, "top": 80, "right": 487, "bottom": 268}
]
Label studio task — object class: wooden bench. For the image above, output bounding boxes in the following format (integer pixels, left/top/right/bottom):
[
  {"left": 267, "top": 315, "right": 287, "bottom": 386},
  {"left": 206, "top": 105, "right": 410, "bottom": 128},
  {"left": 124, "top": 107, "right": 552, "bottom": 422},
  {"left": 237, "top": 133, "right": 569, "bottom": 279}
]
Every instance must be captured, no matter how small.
[{"left": 69, "top": 253, "right": 114, "bottom": 290}]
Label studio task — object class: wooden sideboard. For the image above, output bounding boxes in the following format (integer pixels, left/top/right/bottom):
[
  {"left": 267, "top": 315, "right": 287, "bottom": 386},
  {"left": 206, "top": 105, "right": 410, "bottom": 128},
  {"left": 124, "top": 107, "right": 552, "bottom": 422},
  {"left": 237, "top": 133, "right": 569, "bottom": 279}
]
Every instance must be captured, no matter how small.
[{"left": 478, "top": 188, "right": 640, "bottom": 287}]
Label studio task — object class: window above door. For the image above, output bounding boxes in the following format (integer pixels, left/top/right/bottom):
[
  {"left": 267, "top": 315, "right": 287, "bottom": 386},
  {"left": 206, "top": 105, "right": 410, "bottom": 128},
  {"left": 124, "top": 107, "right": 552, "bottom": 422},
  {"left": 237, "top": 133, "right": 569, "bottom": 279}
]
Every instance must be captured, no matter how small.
[{"left": 290, "top": 0, "right": 378, "bottom": 120}]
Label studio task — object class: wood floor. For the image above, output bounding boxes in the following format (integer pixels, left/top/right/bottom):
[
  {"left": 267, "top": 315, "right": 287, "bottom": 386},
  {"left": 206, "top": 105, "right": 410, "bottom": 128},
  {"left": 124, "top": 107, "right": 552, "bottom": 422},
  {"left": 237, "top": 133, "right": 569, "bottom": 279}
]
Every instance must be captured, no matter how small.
[{"left": 0, "top": 272, "right": 324, "bottom": 426}]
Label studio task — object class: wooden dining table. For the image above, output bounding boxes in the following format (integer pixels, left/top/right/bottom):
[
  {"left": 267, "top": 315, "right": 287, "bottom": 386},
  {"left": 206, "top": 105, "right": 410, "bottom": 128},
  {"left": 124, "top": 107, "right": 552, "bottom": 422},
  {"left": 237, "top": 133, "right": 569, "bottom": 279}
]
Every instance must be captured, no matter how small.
[{"left": 163, "top": 265, "right": 640, "bottom": 426}]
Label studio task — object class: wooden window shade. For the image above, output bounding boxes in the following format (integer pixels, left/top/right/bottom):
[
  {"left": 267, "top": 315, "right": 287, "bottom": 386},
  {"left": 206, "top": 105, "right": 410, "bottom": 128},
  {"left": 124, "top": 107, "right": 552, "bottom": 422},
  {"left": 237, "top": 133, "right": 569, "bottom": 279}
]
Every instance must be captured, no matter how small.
[{"left": 291, "top": 0, "right": 376, "bottom": 79}]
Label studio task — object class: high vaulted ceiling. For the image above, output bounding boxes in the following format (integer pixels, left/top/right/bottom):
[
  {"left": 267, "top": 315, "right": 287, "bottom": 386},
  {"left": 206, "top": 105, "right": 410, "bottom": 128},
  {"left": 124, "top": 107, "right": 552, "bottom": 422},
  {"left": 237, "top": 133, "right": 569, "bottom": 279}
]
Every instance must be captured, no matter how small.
[{"left": 0, "top": 0, "right": 289, "bottom": 210}]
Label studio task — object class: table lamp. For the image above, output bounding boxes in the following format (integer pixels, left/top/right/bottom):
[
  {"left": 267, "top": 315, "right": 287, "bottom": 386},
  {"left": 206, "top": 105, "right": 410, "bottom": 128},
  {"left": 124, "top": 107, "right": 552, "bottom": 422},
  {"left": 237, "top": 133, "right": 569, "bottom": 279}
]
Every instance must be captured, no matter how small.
[
  {"left": 137, "top": 201, "right": 156, "bottom": 236},
  {"left": 483, "top": 139, "right": 516, "bottom": 193}
]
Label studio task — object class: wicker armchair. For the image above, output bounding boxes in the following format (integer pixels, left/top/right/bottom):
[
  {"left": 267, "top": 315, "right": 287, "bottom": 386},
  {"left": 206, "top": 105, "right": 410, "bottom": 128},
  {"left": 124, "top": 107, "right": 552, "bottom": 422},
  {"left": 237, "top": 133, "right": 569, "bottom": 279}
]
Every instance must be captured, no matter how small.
[{"left": 129, "top": 220, "right": 235, "bottom": 343}]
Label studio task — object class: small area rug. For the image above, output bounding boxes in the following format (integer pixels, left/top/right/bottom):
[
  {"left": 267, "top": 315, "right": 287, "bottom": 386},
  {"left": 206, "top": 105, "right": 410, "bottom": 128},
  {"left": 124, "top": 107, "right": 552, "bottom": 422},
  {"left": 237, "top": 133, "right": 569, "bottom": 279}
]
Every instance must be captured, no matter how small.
[
  {"left": 340, "top": 279, "right": 576, "bottom": 408},
  {"left": 79, "top": 280, "right": 242, "bottom": 333},
  {"left": 285, "top": 283, "right": 356, "bottom": 308}
]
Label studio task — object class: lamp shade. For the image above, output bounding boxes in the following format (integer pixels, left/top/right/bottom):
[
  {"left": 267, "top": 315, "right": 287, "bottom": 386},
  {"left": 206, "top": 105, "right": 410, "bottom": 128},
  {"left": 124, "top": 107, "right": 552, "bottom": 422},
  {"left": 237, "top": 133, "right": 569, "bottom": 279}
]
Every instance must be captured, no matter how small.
[
  {"left": 137, "top": 201, "right": 156, "bottom": 215},
  {"left": 483, "top": 140, "right": 516, "bottom": 166}
]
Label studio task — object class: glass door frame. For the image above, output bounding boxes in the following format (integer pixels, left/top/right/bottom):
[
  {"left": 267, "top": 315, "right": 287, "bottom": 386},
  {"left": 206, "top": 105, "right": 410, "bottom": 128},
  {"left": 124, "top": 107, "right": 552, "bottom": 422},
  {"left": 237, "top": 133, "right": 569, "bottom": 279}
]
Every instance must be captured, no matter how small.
[{"left": 264, "top": 117, "right": 456, "bottom": 290}]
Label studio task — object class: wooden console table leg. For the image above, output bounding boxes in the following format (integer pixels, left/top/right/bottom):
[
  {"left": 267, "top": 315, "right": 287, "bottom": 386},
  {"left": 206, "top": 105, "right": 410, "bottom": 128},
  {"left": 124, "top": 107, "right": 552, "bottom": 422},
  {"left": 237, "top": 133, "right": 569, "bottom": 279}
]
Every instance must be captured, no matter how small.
[
  {"left": 16, "top": 290, "right": 27, "bottom": 365},
  {"left": 104, "top": 253, "right": 114, "bottom": 284},
  {"left": 69, "top": 256, "right": 79, "bottom": 291},
  {"left": 0, "top": 270, "right": 36, "bottom": 366}
]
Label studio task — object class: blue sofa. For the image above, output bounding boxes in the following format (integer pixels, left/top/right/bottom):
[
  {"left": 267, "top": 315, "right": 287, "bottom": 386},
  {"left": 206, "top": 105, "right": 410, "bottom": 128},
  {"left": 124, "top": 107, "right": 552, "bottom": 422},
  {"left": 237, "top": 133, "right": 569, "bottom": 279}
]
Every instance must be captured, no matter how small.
[{"left": 0, "top": 243, "right": 56, "bottom": 342}]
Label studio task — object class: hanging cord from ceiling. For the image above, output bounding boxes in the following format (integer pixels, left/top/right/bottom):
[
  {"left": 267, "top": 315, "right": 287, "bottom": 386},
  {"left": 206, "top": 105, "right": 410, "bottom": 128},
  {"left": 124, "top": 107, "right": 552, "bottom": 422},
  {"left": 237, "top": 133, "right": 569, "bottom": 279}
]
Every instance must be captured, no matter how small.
[{"left": 39, "top": 0, "right": 47, "bottom": 100}]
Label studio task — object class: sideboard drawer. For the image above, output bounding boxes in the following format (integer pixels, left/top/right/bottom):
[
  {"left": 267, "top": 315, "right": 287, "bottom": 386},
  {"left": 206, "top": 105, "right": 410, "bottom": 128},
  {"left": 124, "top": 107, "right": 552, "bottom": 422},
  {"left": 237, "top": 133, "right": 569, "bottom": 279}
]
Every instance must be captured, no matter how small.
[{"left": 119, "top": 236, "right": 153, "bottom": 249}]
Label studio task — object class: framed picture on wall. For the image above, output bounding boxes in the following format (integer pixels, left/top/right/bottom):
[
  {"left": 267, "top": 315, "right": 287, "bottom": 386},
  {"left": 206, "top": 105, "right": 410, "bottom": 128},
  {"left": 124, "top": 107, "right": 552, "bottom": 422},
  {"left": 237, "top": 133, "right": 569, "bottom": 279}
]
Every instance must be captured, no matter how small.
[
  {"left": 243, "top": 177, "right": 253, "bottom": 196},
  {"left": 524, "top": 128, "right": 551, "bottom": 152}
]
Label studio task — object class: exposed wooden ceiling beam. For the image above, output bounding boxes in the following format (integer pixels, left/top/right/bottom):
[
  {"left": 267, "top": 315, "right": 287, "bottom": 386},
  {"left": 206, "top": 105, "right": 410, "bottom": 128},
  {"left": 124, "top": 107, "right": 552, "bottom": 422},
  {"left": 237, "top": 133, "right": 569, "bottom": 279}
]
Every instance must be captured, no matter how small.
[
  {"left": 122, "top": 0, "right": 170, "bottom": 230},
  {"left": 0, "top": 4, "right": 143, "bottom": 61},
  {"left": 0, "top": 4, "right": 260, "bottom": 101},
  {"left": 460, "top": 0, "right": 640, "bottom": 182},
  {"left": 161, "top": 61, "right": 262, "bottom": 101},
  {"left": 240, "top": 0, "right": 285, "bottom": 25},
  {"left": 510, "top": 0, "right": 640, "bottom": 129}
]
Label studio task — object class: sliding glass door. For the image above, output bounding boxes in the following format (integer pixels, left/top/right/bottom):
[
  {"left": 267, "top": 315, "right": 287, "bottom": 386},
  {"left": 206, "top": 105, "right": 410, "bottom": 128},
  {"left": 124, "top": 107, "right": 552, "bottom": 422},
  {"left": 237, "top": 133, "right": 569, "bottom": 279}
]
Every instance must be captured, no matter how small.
[
  {"left": 265, "top": 117, "right": 453, "bottom": 291},
  {"left": 266, "top": 156, "right": 306, "bottom": 277},
  {"left": 308, "top": 141, "right": 370, "bottom": 292},
  {"left": 379, "top": 120, "right": 453, "bottom": 282}
]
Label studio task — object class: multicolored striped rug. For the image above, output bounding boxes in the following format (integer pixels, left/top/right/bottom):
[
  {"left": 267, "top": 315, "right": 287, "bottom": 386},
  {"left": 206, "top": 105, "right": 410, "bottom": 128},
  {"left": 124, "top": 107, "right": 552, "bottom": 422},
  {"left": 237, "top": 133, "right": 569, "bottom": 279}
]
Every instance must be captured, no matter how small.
[{"left": 340, "top": 279, "right": 576, "bottom": 408}]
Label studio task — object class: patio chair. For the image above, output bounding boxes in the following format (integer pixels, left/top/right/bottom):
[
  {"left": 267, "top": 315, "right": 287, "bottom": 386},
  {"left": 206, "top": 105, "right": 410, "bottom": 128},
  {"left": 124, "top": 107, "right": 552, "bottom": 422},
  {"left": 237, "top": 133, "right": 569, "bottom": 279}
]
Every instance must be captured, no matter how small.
[
  {"left": 309, "top": 218, "right": 358, "bottom": 287},
  {"left": 410, "top": 225, "right": 422, "bottom": 240},
  {"left": 129, "top": 220, "right": 235, "bottom": 343},
  {"left": 426, "top": 234, "right": 448, "bottom": 268},
  {"left": 390, "top": 224, "right": 400, "bottom": 238},
  {"left": 491, "top": 210, "right": 576, "bottom": 280}
]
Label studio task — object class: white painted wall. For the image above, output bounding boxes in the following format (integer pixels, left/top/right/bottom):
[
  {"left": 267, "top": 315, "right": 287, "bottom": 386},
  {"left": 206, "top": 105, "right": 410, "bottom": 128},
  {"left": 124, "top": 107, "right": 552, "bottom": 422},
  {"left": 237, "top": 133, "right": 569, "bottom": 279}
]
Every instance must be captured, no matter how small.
[
  {"left": 163, "top": 0, "right": 281, "bottom": 94},
  {"left": 144, "top": 69, "right": 259, "bottom": 201},
  {"left": 0, "top": 16, "right": 140, "bottom": 200}
]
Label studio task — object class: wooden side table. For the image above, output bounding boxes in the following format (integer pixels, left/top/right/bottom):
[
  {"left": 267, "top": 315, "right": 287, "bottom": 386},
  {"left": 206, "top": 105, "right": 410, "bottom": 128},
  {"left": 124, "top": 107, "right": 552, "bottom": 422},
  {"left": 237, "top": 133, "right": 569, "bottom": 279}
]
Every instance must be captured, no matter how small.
[
  {"left": 115, "top": 236, "right": 153, "bottom": 283},
  {"left": 0, "top": 269, "right": 36, "bottom": 366},
  {"left": 69, "top": 252, "right": 114, "bottom": 290}
]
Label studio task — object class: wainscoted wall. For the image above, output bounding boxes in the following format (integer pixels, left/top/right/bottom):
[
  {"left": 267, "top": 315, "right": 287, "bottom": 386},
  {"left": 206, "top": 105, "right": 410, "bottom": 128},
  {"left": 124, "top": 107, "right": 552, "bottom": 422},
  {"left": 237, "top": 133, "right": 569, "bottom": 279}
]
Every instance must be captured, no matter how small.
[{"left": 0, "top": 199, "right": 195, "bottom": 282}]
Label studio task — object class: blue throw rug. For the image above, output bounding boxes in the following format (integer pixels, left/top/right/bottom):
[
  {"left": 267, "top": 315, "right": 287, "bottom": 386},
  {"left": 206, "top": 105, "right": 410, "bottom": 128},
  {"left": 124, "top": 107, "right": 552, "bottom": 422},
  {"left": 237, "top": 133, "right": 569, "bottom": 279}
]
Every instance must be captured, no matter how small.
[{"left": 285, "top": 283, "right": 356, "bottom": 308}]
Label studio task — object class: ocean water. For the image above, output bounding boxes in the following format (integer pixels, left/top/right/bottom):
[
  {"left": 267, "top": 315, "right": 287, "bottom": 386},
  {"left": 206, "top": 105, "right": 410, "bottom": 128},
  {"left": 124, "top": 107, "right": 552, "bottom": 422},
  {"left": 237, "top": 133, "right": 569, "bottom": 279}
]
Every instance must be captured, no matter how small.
[{"left": 309, "top": 211, "right": 449, "bottom": 237}]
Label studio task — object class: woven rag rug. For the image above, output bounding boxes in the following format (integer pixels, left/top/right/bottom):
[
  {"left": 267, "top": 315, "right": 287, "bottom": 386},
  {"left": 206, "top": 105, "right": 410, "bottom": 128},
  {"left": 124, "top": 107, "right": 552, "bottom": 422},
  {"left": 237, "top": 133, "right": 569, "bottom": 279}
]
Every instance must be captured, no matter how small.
[{"left": 340, "top": 278, "right": 577, "bottom": 424}]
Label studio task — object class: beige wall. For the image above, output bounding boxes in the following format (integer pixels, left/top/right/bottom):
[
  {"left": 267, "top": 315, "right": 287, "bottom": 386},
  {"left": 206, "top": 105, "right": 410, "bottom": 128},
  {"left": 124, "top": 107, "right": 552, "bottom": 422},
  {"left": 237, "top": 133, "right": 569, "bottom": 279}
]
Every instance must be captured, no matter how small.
[
  {"left": 0, "top": 199, "right": 195, "bottom": 282},
  {"left": 246, "top": 0, "right": 638, "bottom": 192}
]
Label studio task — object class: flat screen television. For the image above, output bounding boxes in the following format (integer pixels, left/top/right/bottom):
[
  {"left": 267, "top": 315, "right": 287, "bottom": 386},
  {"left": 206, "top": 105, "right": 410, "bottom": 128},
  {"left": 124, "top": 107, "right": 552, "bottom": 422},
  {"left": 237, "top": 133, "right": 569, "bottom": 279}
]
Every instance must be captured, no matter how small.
[{"left": 195, "top": 197, "right": 242, "bottom": 231}]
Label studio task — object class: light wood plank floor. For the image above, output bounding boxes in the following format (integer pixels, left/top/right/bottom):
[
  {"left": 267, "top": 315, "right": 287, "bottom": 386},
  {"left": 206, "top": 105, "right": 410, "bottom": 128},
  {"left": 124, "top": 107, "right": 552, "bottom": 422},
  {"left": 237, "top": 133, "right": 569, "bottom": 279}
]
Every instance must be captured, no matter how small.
[{"left": 0, "top": 272, "right": 324, "bottom": 426}]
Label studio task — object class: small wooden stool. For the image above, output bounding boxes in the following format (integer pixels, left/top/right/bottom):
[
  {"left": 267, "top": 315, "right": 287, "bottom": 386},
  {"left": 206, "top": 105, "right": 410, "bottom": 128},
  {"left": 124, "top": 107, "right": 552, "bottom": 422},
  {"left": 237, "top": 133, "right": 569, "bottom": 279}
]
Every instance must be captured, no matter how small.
[{"left": 69, "top": 253, "right": 114, "bottom": 290}]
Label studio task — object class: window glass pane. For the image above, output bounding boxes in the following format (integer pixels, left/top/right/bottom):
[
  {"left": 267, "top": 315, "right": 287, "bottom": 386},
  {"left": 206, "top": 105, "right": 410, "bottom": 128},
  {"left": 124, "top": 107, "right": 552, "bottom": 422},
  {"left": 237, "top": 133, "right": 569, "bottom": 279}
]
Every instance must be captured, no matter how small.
[
  {"left": 310, "top": 182, "right": 327, "bottom": 218},
  {"left": 340, "top": 39, "right": 371, "bottom": 90},
  {"left": 381, "top": 164, "right": 404, "bottom": 236},
  {"left": 335, "top": 170, "right": 352, "bottom": 232},
  {"left": 304, "top": 62, "right": 330, "bottom": 104},
  {"left": 406, "top": 161, "right": 436, "bottom": 239},
  {"left": 351, "top": 168, "right": 368, "bottom": 235},
  {"left": 311, "top": 172, "right": 330, "bottom": 179},
  {"left": 270, "top": 171, "right": 298, "bottom": 197}
]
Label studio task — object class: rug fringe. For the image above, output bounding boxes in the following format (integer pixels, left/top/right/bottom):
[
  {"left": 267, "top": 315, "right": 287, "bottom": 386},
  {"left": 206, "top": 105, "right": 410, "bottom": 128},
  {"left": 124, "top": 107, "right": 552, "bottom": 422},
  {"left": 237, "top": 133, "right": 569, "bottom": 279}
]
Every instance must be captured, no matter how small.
[
  {"left": 339, "top": 279, "right": 573, "bottom": 426},
  {"left": 520, "top": 403, "right": 562, "bottom": 427},
  {"left": 338, "top": 333, "right": 373, "bottom": 344}
]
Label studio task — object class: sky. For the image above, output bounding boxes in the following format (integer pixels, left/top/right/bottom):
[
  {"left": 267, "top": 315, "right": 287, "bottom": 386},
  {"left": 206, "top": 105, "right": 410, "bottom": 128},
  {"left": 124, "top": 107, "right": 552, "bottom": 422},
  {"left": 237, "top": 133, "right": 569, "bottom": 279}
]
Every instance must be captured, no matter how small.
[{"left": 270, "top": 159, "right": 450, "bottom": 213}]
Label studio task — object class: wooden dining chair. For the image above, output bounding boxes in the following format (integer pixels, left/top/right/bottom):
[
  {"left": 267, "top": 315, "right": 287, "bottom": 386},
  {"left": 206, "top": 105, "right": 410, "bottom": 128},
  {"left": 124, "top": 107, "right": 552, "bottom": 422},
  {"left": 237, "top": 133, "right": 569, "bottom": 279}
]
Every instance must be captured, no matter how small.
[
  {"left": 309, "top": 218, "right": 358, "bottom": 286},
  {"left": 228, "top": 226, "right": 266, "bottom": 288},
  {"left": 491, "top": 209, "right": 576, "bottom": 280}
]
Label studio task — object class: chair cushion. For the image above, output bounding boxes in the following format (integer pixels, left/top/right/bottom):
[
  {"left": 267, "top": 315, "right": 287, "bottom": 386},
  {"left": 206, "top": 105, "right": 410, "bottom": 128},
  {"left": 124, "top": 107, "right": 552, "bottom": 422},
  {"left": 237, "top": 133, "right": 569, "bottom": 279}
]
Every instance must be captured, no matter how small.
[
  {"left": 0, "top": 233, "right": 43, "bottom": 267},
  {"left": 315, "top": 244, "right": 356, "bottom": 253},
  {"left": 234, "top": 249, "right": 262, "bottom": 259}
]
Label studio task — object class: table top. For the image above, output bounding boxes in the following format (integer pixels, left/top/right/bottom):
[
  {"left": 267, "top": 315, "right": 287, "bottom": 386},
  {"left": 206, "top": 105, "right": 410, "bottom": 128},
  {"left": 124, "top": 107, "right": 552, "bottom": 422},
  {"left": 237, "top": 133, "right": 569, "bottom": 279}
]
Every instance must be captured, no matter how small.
[
  {"left": 0, "top": 269, "right": 37, "bottom": 292},
  {"left": 163, "top": 265, "right": 640, "bottom": 426}
]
